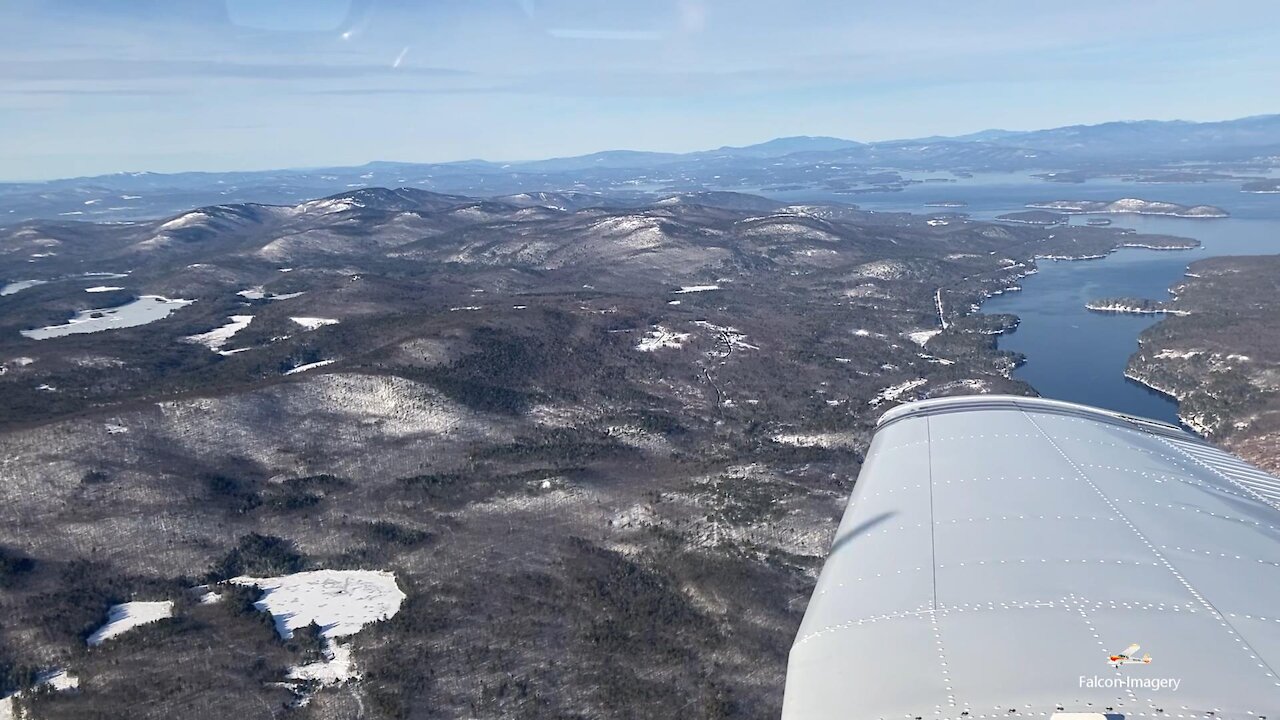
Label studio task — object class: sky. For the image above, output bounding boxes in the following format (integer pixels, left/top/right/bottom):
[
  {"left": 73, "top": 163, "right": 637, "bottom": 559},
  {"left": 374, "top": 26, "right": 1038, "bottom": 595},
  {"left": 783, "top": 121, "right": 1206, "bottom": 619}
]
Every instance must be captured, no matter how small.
[{"left": 3, "top": 0, "right": 1279, "bottom": 181}]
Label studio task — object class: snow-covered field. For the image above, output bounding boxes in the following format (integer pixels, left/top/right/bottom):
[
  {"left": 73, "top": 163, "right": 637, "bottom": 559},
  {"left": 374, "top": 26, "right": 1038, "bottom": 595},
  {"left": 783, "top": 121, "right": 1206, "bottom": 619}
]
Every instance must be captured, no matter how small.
[
  {"left": 87, "top": 601, "right": 174, "bottom": 646},
  {"left": 290, "top": 317, "right": 339, "bottom": 330},
  {"left": 84, "top": 286, "right": 125, "bottom": 293},
  {"left": 232, "top": 569, "right": 405, "bottom": 641},
  {"left": 692, "top": 321, "right": 759, "bottom": 351},
  {"left": 184, "top": 315, "right": 254, "bottom": 351},
  {"left": 637, "top": 326, "right": 691, "bottom": 352},
  {"left": 673, "top": 284, "right": 720, "bottom": 294},
  {"left": 231, "top": 570, "right": 406, "bottom": 689}
]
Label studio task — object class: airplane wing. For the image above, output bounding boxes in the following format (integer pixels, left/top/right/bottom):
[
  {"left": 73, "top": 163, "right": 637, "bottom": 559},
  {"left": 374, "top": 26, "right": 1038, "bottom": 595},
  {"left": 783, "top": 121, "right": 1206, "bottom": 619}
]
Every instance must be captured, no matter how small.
[
  {"left": 784, "top": 395, "right": 1280, "bottom": 719},
  {"left": 1120, "top": 643, "right": 1141, "bottom": 658}
]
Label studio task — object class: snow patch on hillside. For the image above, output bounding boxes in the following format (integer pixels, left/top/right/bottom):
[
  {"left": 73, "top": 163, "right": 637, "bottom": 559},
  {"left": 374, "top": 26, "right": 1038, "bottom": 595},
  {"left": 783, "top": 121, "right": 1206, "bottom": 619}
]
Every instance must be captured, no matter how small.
[
  {"left": 1, "top": 670, "right": 78, "bottom": 719},
  {"left": 739, "top": 220, "right": 839, "bottom": 242},
  {"left": 906, "top": 329, "right": 941, "bottom": 346},
  {"left": 87, "top": 601, "right": 174, "bottom": 646},
  {"left": 844, "top": 284, "right": 887, "bottom": 299},
  {"left": 853, "top": 259, "right": 909, "bottom": 280},
  {"left": 1154, "top": 348, "right": 1204, "bottom": 360},
  {"left": 868, "top": 379, "right": 927, "bottom": 407},
  {"left": 158, "top": 211, "right": 210, "bottom": 232},
  {"left": 295, "top": 197, "right": 361, "bottom": 215},
  {"left": 771, "top": 432, "right": 858, "bottom": 448},
  {"left": 285, "top": 359, "right": 336, "bottom": 375},
  {"left": 590, "top": 216, "right": 668, "bottom": 250},
  {"left": 929, "top": 379, "right": 992, "bottom": 395}
]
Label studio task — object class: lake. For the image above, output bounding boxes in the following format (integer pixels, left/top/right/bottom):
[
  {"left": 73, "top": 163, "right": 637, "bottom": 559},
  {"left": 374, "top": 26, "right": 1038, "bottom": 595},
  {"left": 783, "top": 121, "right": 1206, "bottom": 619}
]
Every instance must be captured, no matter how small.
[
  {"left": 777, "top": 175, "right": 1280, "bottom": 425},
  {"left": 22, "top": 295, "right": 194, "bottom": 339}
]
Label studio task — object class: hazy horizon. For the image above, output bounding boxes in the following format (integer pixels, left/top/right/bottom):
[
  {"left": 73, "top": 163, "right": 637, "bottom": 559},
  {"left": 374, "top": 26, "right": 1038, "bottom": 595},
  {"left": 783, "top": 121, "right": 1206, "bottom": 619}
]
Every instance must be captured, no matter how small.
[
  {"left": 5, "top": 0, "right": 1280, "bottom": 180},
  {"left": 6, "top": 111, "right": 1279, "bottom": 184}
]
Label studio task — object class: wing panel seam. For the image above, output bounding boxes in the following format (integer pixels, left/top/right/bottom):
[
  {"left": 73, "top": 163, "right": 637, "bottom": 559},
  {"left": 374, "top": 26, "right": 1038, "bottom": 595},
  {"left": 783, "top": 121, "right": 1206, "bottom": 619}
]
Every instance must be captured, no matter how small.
[{"left": 1019, "top": 407, "right": 1280, "bottom": 692}]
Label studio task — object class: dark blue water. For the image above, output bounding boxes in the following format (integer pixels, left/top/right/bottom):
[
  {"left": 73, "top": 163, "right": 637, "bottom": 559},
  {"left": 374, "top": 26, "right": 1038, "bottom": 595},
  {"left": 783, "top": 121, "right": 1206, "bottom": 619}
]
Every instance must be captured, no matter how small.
[{"left": 773, "top": 175, "right": 1280, "bottom": 425}]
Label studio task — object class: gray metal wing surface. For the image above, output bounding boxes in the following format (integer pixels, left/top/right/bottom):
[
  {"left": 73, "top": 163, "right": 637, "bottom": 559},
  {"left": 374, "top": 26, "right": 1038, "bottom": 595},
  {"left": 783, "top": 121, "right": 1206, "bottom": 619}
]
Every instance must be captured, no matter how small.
[{"left": 783, "top": 395, "right": 1280, "bottom": 720}]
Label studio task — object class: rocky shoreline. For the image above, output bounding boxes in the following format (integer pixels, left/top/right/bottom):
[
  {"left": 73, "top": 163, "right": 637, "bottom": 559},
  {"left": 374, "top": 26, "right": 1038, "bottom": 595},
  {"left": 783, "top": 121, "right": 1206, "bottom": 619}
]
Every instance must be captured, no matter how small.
[
  {"left": 1084, "top": 299, "right": 1190, "bottom": 316},
  {"left": 1121, "top": 366, "right": 1214, "bottom": 435},
  {"left": 1121, "top": 256, "right": 1280, "bottom": 471},
  {"left": 1241, "top": 179, "right": 1280, "bottom": 194}
]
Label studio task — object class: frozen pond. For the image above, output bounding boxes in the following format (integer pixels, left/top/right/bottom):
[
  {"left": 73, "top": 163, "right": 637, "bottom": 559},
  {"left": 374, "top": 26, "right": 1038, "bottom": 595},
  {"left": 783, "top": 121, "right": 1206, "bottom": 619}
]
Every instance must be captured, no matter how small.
[
  {"left": 1, "top": 280, "right": 48, "bottom": 296},
  {"left": 21, "top": 295, "right": 194, "bottom": 339},
  {"left": 2, "top": 272, "right": 129, "bottom": 297}
]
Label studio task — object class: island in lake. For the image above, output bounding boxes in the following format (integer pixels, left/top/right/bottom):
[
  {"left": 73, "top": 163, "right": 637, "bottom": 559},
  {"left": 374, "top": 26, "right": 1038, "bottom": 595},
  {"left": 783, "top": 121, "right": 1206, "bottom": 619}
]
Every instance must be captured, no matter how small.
[
  {"left": 1032, "top": 170, "right": 1090, "bottom": 183},
  {"left": 995, "top": 210, "right": 1067, "bottom": 226},
  {"left": 1027, "top": 198, "right": 1229, "bottom": 218},
  {"left": 924, "top": 200, "right": 967, "bottom": 208},
  {"left": 1242, "top": 179, "right": 1280, "bottom": 194},
  {"left": 1122, "top": 255, "right": 1280, "bottom": 472}
]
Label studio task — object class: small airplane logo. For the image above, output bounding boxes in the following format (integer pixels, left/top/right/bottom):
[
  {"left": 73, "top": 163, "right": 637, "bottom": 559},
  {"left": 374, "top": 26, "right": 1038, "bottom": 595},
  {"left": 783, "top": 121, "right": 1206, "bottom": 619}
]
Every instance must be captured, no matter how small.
[{"left": 1108, "top": 643, "right": 1152, "bottom": 667}]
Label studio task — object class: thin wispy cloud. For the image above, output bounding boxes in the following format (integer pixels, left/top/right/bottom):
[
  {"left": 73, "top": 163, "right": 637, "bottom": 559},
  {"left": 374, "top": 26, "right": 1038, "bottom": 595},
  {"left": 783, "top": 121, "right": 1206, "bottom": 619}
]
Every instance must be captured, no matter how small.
[
  {"left": 1, "top": 59, "right": 470, "bottom": 82},
  {"left": 546, "top": 29, "right": 665, "bottom": 41},
  {"left": 0, "top": 88, "right": 183, "bottom": 96}
]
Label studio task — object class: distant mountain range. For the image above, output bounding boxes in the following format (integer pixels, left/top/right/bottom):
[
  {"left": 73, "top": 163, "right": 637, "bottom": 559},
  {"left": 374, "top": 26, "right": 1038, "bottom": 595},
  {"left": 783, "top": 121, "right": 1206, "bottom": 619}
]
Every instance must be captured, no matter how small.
[
  {"left": 942, "top": 114, "right": 1280, "bottom": 160},
  {"left": 509, "top": 136, "right": 866, "bottom": 172},
  {"left": 2, "top": 114, "right": 1277, "bottom": 223}
]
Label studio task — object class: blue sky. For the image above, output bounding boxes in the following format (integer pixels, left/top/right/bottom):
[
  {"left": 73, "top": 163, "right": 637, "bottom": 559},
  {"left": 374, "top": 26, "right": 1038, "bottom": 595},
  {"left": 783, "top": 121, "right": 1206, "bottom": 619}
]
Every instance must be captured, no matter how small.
[{"left": 3, "top": 0, "right": 1279, "bottom": 180}]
